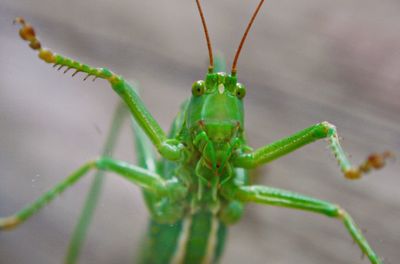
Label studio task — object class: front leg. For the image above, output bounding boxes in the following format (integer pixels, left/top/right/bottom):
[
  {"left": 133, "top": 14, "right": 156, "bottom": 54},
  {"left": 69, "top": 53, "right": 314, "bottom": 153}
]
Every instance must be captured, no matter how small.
[
  {"left": 233, "top": 121, "right": 391, "bottom": 179},
  {"left": 14, "top": 17, "right": 182, "bottom": 161}
]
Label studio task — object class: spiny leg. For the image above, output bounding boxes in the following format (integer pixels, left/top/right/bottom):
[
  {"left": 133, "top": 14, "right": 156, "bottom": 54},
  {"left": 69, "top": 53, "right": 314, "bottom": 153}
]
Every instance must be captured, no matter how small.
[
  {"left": 223, "top": 184, "right": 382, "bottom": 264},
  {"left": 66, "top": 102, "right": 129, "bottom": 264},
  {"left": 13, "top": 17, "right": 183, "bottom": 161},
  {"left": 233, "top": 121, "right": 392, "bottom": 179},
  {"left": 0, "top": 158, "right": 187, "bottom": 230}
]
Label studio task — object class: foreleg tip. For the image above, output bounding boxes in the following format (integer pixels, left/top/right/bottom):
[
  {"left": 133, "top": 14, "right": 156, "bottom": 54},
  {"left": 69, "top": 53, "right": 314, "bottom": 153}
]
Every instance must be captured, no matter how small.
[
  {"left": 344, "top": 151, "right": 394, "bottom": 180},
  {"left": 0, "top": 216, "right": 21, "bottom": 231},
  {"left": 13, "top": 17, "right": 56, "bottom": 64}
]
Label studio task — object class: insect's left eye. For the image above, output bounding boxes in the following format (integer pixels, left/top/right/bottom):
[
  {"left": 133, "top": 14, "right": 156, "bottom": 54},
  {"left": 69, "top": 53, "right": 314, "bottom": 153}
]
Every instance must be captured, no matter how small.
[
  {"left": 235, "top": 83, "right": 246, "bottom": 99},
  {"left": 192, "top": 80, "right": 205, "bottom": 96}
]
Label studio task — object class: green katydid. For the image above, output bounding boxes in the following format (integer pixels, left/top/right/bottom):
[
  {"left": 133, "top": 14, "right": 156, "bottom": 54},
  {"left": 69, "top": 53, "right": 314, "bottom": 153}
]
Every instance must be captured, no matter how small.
[{"left": 0, "top": 0, "right": 393, "bottom": 263}]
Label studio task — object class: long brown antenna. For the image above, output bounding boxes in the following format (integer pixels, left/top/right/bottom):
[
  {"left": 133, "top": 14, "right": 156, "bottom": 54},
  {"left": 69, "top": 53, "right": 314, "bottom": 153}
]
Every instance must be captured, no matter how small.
[
  {"left": 196, "top": 0, "right": 214, "bottom": 73},
  {"left": 231, "top": 0, "right": 265, "bottom": 75}
]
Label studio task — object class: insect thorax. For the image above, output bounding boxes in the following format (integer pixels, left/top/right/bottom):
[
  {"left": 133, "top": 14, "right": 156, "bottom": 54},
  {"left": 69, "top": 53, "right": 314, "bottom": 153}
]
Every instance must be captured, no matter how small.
[{"left": 170, "top": 72, "right": 248, "bottom": 218}]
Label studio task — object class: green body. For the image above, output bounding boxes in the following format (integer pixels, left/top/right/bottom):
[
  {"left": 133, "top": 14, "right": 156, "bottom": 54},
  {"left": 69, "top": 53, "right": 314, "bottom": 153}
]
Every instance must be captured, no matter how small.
[
  {"left": 140, "top": 212, "right": 227, "bottom": 264},
  {"left": 0, "top": 15, "right": 390, "bottom": 264},
  {"left": 135, "top": 61, "right": 246, "bottom": 263}
]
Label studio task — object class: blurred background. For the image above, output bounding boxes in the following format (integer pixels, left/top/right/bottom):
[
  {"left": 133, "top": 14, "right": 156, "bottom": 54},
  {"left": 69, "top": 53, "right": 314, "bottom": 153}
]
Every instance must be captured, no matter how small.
[{"left": 0, "top": 0, "right": 399, "bottom": 263}]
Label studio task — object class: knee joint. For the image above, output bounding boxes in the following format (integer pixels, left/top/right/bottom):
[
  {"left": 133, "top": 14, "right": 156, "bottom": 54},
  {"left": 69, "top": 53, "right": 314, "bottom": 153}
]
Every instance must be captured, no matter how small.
[
  {"left": 336, "top": 206, "right": 347, "bottom": 219},
  {"left": 321, "top": 121, "right": 337, "bottom": 137}
]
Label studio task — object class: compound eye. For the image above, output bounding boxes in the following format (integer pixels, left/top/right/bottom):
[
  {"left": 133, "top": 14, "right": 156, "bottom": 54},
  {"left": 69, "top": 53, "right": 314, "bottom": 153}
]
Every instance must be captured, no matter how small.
[
  {"left": 192, "top": 80, "right": 205, "bottom": 96},
  {"left": 235, "top": 83, "right": 246, "bottom": 99}
]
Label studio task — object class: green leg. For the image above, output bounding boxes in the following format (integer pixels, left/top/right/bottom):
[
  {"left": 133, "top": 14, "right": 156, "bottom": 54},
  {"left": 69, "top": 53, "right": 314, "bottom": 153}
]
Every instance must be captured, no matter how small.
[
  {"left": 66, "top": 102, "right": 128, "bottom": 264},
  {"left": 14, "top": 17, "right": 182, "bottom": 161},
  {"left": 233, "top": 121, "right": 391, "bottom": 179},
  {"left": 68, "top": 102, "right": 157, "bottom": 264},
  {"left": 130, "top": 109, "right": 164, "bottom": 220},
  {"left": 131, "top": 113, "right": 157, "bottom": 172},
  {"left": 224, "top": 184, "right": 382, "bottom": 264},
  {"left": 0, "top": 158, "right": 187, "bottom": 231}
]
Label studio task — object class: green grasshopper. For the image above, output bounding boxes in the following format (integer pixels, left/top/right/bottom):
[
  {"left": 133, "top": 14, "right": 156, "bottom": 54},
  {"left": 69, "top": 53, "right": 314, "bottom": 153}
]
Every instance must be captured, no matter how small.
[{"left": 0, "top": 1, "right": 392, "bottom": 263}]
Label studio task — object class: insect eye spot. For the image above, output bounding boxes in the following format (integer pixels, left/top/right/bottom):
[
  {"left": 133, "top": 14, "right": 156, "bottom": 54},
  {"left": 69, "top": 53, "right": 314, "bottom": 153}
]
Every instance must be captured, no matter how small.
[
  {"left": 235, "top": 83, "right": 246, "bottom": 99},
  {"left": 192, "top": 80, "right": 205, "bottom": 96}
]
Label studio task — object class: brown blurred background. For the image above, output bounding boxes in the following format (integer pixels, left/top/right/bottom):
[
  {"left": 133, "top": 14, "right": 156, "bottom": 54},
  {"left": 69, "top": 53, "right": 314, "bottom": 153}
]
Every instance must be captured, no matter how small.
[{"left": 0, "top": 0, "right": 399, "bottom": 263}]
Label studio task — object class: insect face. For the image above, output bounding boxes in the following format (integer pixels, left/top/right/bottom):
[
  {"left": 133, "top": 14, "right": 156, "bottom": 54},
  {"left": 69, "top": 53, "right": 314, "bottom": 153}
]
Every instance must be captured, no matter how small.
[
  {"left": 187, "top": 72, "right": 245, "bottom": 174},
  {"left": 188, "top": 72, "right": 245, "bottom": 128}
]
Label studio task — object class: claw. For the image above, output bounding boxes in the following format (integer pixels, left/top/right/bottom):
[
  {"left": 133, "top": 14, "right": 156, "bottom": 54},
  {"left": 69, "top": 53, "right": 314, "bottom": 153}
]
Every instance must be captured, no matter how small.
[{"left": 13, "top": 17, "right": 25, "bottom": 25}]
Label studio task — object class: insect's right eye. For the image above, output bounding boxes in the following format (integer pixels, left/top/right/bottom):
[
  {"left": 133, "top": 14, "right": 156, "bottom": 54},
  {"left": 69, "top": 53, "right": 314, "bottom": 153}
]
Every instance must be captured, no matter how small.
[{"left": 192, "top": 80, "right": 205, "bottom": 96}]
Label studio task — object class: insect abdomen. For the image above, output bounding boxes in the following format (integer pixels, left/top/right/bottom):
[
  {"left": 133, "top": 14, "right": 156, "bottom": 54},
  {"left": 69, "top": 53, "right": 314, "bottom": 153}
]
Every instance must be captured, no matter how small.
[{"left": 139, "top": 211, "right": 227, "bottom": 264}]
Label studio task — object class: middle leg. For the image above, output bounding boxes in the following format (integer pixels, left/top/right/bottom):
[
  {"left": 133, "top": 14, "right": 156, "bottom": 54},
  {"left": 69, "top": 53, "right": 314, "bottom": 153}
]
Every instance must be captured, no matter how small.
[
  {"left": 66, "top": 102, "right": 129, "bottom": 264},
  {"left": 0, "top": 158, "right": 187, "bottom": 231},
  {"left": 223, "top": 183, "right": 382, "bottom": 264}
]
